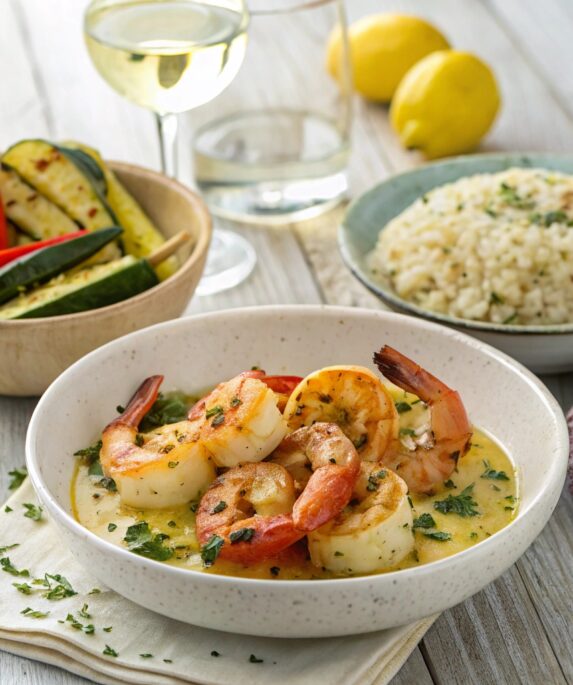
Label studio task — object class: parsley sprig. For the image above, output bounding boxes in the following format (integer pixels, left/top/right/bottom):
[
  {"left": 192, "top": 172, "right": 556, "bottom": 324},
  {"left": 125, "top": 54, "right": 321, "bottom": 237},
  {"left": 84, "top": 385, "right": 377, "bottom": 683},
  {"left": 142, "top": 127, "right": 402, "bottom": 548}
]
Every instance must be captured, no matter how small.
[
  {"left": 123, "top": 522, "right": 173, "bottom": 561},
  {"left": 434, "top": 484, "right": 480, "bottom": 517}
]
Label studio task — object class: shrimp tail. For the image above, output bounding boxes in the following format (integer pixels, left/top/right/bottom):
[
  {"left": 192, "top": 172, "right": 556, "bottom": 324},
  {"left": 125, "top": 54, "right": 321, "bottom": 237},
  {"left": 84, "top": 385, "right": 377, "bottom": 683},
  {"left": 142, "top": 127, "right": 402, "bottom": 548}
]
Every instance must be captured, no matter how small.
[
  {"left": 373, "top": 346, "right": 440, "bottom": 400},
  {"left": 105, "top": 375, "right": 163, "bottom": 431}
]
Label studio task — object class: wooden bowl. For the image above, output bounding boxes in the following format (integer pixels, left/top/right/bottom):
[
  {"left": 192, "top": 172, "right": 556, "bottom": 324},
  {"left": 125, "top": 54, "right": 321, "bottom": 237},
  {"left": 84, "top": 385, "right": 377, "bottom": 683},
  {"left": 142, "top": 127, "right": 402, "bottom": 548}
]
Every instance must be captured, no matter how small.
[{"left": 0, "top": 162, "right": 212, "bottom": 396}]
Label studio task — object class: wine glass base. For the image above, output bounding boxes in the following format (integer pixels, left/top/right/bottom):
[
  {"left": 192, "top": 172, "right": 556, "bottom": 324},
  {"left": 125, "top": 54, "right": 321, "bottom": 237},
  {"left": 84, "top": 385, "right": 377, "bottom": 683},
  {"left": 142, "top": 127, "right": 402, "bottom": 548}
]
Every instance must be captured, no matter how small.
[{"left": 196, "top": 228, "right": 256, "bottom": 296}]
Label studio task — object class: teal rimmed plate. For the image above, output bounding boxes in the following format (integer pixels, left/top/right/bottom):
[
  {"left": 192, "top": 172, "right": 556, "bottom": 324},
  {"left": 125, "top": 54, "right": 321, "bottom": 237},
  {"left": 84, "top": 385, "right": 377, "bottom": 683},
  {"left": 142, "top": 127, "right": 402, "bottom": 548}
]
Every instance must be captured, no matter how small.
[{"left": 339, "top": 153, "right": 573, "bottom": 374}]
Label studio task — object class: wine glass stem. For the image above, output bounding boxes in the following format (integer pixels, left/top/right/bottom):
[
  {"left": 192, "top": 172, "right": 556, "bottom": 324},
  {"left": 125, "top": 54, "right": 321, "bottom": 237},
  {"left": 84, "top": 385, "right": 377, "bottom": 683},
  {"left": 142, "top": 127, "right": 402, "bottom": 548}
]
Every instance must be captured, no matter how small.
[{"left": 156, "top": 112, "right": 178, "bottom": 178}]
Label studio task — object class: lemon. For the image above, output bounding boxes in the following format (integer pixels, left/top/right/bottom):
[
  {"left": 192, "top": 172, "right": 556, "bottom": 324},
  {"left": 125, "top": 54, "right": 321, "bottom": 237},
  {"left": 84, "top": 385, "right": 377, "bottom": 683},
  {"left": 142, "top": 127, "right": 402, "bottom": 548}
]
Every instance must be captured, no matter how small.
[
  {"left": 327, "top": 14, "right": 449, "bottom": 102},
  {"left": 390, "top": 50, "right": 501, "bottom": 159}
]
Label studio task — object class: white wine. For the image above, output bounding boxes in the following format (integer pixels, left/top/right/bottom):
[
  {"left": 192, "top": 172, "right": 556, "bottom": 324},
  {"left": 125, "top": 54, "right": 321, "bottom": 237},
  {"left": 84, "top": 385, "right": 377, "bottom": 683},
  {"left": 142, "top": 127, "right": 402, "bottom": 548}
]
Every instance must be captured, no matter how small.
[{"left": 85, "top": 1, "right": 248, "bottom": 114}]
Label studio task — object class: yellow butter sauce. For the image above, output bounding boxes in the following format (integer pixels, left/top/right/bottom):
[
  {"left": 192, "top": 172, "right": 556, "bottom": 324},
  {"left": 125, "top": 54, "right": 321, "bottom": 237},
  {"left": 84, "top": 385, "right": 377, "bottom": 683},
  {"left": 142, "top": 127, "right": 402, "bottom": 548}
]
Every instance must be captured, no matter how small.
[{"left": 71, "top": 388, "right": 518, "bottom": 580}]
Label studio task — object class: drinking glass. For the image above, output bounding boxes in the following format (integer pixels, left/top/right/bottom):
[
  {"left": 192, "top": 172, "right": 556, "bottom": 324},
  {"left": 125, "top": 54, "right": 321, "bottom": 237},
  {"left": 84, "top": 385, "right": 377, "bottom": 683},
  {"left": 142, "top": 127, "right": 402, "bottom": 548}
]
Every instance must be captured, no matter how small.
[
  {"left": 190, "top": 0, "right": 352, "bottom": 223},
  {"left": 84, "top": 0, "right": 256, "bottom": 295}
]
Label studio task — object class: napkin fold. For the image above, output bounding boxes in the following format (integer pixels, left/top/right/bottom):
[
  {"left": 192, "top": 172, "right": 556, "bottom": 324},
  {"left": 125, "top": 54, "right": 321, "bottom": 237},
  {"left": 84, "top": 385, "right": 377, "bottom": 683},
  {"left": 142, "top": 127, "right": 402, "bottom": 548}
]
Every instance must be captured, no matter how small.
[{"left": 0, "top": 480, "right": 436, "bottom": 685}]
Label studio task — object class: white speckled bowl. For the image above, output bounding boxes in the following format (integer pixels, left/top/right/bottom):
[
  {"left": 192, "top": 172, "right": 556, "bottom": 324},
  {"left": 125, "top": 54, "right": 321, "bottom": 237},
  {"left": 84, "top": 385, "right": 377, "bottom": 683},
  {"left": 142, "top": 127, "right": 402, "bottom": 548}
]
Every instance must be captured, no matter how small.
[{"left": 25, "top": 306, "right": 568, "bottom": 638}]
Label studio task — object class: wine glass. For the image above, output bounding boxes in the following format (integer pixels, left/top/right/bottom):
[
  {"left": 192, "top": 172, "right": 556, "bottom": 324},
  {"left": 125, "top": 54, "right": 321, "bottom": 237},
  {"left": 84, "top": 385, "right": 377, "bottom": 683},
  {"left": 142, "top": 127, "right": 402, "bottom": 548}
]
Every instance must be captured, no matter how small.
[{"left": 84, "top": 0, "right": 256, "bottom": 295}]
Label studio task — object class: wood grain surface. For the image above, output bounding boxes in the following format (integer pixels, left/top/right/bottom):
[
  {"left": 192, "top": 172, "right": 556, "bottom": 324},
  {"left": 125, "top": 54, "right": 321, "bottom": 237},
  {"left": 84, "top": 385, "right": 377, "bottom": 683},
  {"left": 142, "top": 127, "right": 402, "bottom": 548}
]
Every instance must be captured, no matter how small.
[{"left": 0, "top": 0, "right": 571, "bottom": 683}]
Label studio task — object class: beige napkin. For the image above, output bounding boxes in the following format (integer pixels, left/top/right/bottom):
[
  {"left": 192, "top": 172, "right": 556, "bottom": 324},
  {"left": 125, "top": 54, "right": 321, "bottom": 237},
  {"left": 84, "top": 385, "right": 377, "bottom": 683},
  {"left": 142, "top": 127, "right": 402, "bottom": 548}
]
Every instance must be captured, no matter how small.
[{"left": 0, "top": 480, "right": 436, "bottom": 685}]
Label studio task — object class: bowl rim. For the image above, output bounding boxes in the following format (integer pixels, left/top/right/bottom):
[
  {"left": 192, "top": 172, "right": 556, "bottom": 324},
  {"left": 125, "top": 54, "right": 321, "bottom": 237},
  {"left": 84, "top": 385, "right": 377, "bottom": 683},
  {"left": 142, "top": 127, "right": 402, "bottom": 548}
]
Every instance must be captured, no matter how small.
[
  {"left": 0, "top": 161, "right": 212, "bottom": 327},
  {"left": 339, "top": 151, "right": 573, "bottom": 336},
  {"left": 25, "top": 305, "right": 569, "bottom": 589}
]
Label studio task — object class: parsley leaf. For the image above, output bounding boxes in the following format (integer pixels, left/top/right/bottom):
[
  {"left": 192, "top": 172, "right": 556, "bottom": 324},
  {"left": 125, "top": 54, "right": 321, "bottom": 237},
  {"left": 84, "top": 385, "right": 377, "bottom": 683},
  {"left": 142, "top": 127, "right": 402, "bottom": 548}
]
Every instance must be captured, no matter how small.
[
  {"left": 0, "top": 543, "right": 19, "bottom": 554},
  {"left": 423, "top": 531, "right": 452, "bottom": 542},
  {"left": 124, "top": 522, "right": 173, "bottom": 561},
  {"left": 1, "top": 557, "right": 30, "bottom": 577},
  {"left": 394, "top": 401, "right": 412, "bottom": 414},
  {"left": 8, "top": 467, "right": 27, "bottom": 490},
  {"left": 413, "top": 513, "right": 436, "bottom": 530},
  {"left": 21, "top": 607, "right": 49, "bottom": 618},
  {"left": 229, "top": 527, "right": 255, "bottom": 544},
  {"left": 434, "top": 484, "right": 479, "bottom": 517},
  {"left": 139, "top": 392, "right": 189, "bottom": 432},
  {"left": 212, "top": 501, "right": 227, "bottom": 514},
  {"left": 74, "top": 441, "right": 102, "bottom": 465},
  {"left": 42, "top": 573, "right": 77, "bottom": 600},
  {"left": 103, "top": 645, "right": 119, "bottom": 657},
  {"left": 200, "top": 535, "right": 224, "bottom": 566},
  {"left": 22, "top": 503, "right": 43, "bottom": 521},
  {"left": 249, "top": 654, "right": 264, "bottom": 663},
  {"left": 481, "top": 460, "right": 510, "bottom": 481}
]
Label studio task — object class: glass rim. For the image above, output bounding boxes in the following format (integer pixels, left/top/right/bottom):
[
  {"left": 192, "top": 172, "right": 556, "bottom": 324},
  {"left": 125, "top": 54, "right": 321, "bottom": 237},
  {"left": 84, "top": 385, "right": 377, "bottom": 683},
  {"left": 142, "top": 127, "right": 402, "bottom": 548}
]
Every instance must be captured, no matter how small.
[{"left": 248, "top": 0, "right": 338, "bottom": 15}]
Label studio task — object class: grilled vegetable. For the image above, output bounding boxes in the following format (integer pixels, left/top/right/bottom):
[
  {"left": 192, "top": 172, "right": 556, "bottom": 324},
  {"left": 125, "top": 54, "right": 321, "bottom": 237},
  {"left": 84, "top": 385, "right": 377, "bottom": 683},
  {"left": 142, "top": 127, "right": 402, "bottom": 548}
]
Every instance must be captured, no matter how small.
[
  {"left": 0, "top": 230, "right": 88, "bottom": 268},
  {"left": 65, "top": 143, "right": 177, "bottom": 281},
  {"left": 0, "top": 167, "right": 79, "bottom": 239},
  {"left": 0, "top": 254, "right": 158, "bottom": 319},
  {"left": 2, "top": 140, "right": 117, "bottom": 233},
  {"left": 0, "top": 190, "right": 8, "bottom": 248},
  {"left": 0, "top": 227, "right": 122, "bottom": 305}
]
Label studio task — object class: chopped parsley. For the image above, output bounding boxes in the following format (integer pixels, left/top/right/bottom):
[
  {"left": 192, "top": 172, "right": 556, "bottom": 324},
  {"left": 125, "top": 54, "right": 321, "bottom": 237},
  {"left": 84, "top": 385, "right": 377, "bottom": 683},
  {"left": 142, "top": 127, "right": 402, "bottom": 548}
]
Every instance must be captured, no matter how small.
[
  {"left": 0, "top": 543, "right": 19, "bottom": 554},
  {"left": 229, "top": 527, "right": 255, "bottom": 544},
  {"left": 498, "top": 182, "right": 535, "bottom": 209},
  {"left": 140, "top": 653, "right": 153, "bottom": 659},
  {"left": 21, "top": 607, "right": 49, "bottom": 618},
  {"left": 4, "top": 506, "right": 13, "bottom": 513},
  {"left": 423, "top": 531, "right": 452, "bottom": 542},
  {"left": 212, "top": 413, "right": 225, "bottom": 427},
  {"left": 270, "top": 566, "right": 280, "bottom": 576},
  {"left": 230, "top": 396, "right": 242, "bottom": 408},
  {"left": 481, "top": 460, "right": 510, "bottom": 481},
  {"left": 103, "top": 626, "right": 113, "bottom": 632},
  {"left": 74, "top": 441, "right": 102, "bottom": 464},
  {"left": 107, "top": 523, "right": 117, "bottom": 532},
  {"left": 399, "top": 428, "right": 416, "bottom": 437},
  {"left": 123, "top": 522, "right": 173, "bottom": 561},
  {"left": 444, "top": 479, "right": 456, "bottom": 489},
  {"left": 1, "top": 557, "right": 29, "bottom": 577},
  {"left": 63, "top": 611, "right": 94, "bottom": 634},
  {"left": 200, "top": 535, "right": 224, "bottom": 566},
  {"left": 139, "top": 392, "right": 189, "bottom": 432},
  {"left": 103, "top": 645, "right": 119, "bottom": 658},
  {"left": 543, "top": 210, "right": 567, "bottom": 226},
  {"left": 13, "top": 582, "right": 32, "bottom": 594},
  {"left": 413, "top": 513, "right": 436, "bottom": 530},
  {"left": 366, "top": 470, "right": 387, "bottom": 491},
  {"left": 167, "top": 461, "right": 179, "bottom": 468},
  {"left": 490, "top": 292, "right": 504, "bottom": 305},
  {"left": 42, "top": 573, "right": 77, "bottom": 600},
  {"left": 434, "top": 484, "right": 479, "bottom": 517},
  {"left": 8, "top": 467, "right": 27, "bottom": 490},
  {"left": 22, "top": 503, "right": 43, "bottom": 521},
  {"left": 206, "top": 405, "right": 224, "bottom": 419},
  {"left": 97, "top": 477, "right": 117, "bottom": 492},
  {"left": 334, "top": 551, "right": 344, "bottom": 557},
  {"left": 134, "top": 433, "right": 144, "bottom": 447},
  {"left": 211, "top": 650, "right": 221, "bottom": 657},
  {"left": 249, "top": 654, "right": 264, "bottom": 663},
  {"left": 212, "top": 501, "right": 227, "bottom": 514},
  {"left": 394, "top": 401, "right": 412, "bottom": 414}
]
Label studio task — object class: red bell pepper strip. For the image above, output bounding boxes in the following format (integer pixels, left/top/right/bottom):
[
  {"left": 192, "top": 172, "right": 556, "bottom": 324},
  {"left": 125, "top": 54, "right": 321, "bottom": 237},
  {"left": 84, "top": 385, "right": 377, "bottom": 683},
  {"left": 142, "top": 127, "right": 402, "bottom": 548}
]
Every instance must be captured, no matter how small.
[
  {"left": 0, "top": 192, "right": 8, "bottom": 249},
  {"left": 0, "top": 230, "right": 87, "bottom": 268}
]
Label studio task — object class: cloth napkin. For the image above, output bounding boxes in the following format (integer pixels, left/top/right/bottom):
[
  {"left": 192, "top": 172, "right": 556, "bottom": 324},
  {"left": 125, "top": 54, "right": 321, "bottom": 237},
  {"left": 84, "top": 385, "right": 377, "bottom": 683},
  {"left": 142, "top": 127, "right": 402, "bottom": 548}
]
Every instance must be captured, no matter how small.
[{"left": 0, "top": 480, "right": 436, "bottom": 685}]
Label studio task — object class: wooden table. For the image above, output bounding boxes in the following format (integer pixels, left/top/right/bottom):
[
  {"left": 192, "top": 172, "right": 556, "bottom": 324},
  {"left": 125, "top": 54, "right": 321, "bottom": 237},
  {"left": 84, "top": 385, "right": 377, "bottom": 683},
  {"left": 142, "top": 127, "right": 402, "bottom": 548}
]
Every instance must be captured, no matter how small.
[{"left": 1, "top": 0, "right": 572, "bottom": 683}]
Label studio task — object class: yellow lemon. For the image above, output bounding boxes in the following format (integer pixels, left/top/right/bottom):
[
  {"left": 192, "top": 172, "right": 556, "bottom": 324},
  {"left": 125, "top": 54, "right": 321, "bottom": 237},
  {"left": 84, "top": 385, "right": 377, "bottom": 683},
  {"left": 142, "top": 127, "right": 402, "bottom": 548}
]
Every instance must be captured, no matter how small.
[
  {"left": 327, "top": 14, "right": 449, "bottom": 103},
  {"left": 390, "top": 50, "right": 501, "bottom": 159}
]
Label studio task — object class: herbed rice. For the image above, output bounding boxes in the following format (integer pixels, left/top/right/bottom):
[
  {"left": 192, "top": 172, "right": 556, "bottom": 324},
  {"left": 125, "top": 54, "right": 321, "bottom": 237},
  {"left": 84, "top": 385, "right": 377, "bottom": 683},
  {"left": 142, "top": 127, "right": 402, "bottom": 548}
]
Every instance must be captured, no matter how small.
[{"left": 369, "top": 167, "right": 573, "bottom": 326}]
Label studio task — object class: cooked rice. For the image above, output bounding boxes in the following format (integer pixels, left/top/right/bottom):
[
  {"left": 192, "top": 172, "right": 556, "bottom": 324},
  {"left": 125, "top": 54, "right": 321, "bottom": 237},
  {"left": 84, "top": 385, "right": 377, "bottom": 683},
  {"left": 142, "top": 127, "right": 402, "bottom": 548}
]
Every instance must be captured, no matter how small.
[{"left": 368, "top": 167, "right": 573, "bottom": 326}]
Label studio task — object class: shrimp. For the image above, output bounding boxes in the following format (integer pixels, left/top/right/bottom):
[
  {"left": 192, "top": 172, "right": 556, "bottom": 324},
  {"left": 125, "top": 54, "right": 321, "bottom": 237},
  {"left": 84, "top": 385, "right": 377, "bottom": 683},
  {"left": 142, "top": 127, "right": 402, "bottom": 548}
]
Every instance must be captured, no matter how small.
[
  {"left": 272, "top": 423, "right": 361, "bottom": 532},
  {"left": 188, "top": 372, "right": 288, "bottom": 468},
  {"left": 100, "top": 376, "right": 216, "bottom": 509},
  {"left": 282, "top": 366, "right": 398, "bottom": 462},
  {"left": 373, "top": 345, "right": 472, "bottom": 494},
  {"left": 307, "top": 463, "right": 414, "bottom": 574},
  {"left": 195, "top": 462, "right": 304, "bottom": 564}
]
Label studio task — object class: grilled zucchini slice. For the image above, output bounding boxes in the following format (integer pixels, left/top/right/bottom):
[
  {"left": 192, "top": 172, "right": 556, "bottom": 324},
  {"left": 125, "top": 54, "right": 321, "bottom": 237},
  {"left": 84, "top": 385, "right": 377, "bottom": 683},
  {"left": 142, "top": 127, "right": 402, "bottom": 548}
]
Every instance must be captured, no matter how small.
[
  {"left": 0, "top": 166, "right": 78, "bottom": 239},
  {"left": 2, "top": 140, "right": 117, "bottom": 232},
  {"left": 0, "top": 254, "right": 158, "bottom": 319},
  {"left": 0, "top": 226, "right": 122, "bottom": 305},
  {"left": 66, "top": 143, "right": 177, "bottom": 281}
]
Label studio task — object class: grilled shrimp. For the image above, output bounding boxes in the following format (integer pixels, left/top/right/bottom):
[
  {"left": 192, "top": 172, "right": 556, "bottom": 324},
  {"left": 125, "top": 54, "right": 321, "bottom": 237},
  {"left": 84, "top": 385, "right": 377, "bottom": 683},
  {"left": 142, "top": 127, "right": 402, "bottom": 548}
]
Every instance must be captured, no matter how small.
[
  {"left": 374, "top": 346, "right": 472, "bottom": 494},
  {"left": 283, "top": 366, "right": 398, "bottom": 461},
  {"left": 195, "top": 462, "right": 304, "bottom": 564},
  {"left": 307, "top": 464, "right": 414, "bottom": 574},
  {"left": 272, "top": 423, "right": 361, "bottom": 532},
  {"left": 188, "top": 372, "right": 288, "bottom": 468},
  {"left": 100, "top": 376, "right": 215, "bottom": 509}
]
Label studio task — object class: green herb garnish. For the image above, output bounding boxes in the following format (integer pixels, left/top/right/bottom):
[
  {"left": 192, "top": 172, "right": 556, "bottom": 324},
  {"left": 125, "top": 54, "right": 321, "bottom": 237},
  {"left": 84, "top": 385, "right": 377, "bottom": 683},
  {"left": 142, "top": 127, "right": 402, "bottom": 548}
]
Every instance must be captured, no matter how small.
[
  {"left": 200, "top": 535, "right": 224, "bottom": 566},
  {"left": 124, "top": 522, "right": 173, "bottom": 561},
  {"left": 423, "top": 531, "right": 452, "bottom": 542},
  {"left": 434, "top": 484, "right": 479, "bottom": 517},
  {"left": 444, "top": 480, "right": 456, "bottom": 489},
  {"left": 481, "top": 460, "right": 510, "bottom": 481},
  {"left": 13, "top": 582, "right": 32, "bottom": 594},
  {"left": 395, "top": 401, "right": 412, "bottom": 414},
  {"left": 1, "top": 557, "right": 29, "bottom": 577},
  {"left": 140, "top": 653, "right": 153, "bottom": 658},
  {"left": 249, "top": 654, "right": 264, "bottom": 663},
  {"left": 21, "top": 607, "right": 49, "bottom": 618},
  {"left": 107, "top": 523, "right": 117, "bottom": 532},
  {"left": 211, "top": 650, "right": 221, "bottom": 657},
  {"left": 229, "top": 527, "right": 255, "bottom": 544},
  {"left": 8, "top": 467, "right": 27, "bottom": 490},
  {"left": 0, "top": 543, "right": 18, "bottom": 554},
  {"left": 212, "top": 501, "right": 227, "bottom": 514},
  {"left": 206, "top": 405, "right": 224, "bottom": 419},
  {"left": 103, "top": 645, "right": 118, "bottom": 657},
  {"left": 22, "top": 503, "right": 43, "bottom": 521},
  {"left": 399, "top": 428, "right": 416, "bottom": 437},
  {"left": 43, "top": 573, "right": 77, "bottom": 600},
  {"left": 74, "top": 441, "right": 102, "bottom": 464},
  {"left": 413, "top": 513, "right": 436, "bottom": 530}
]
